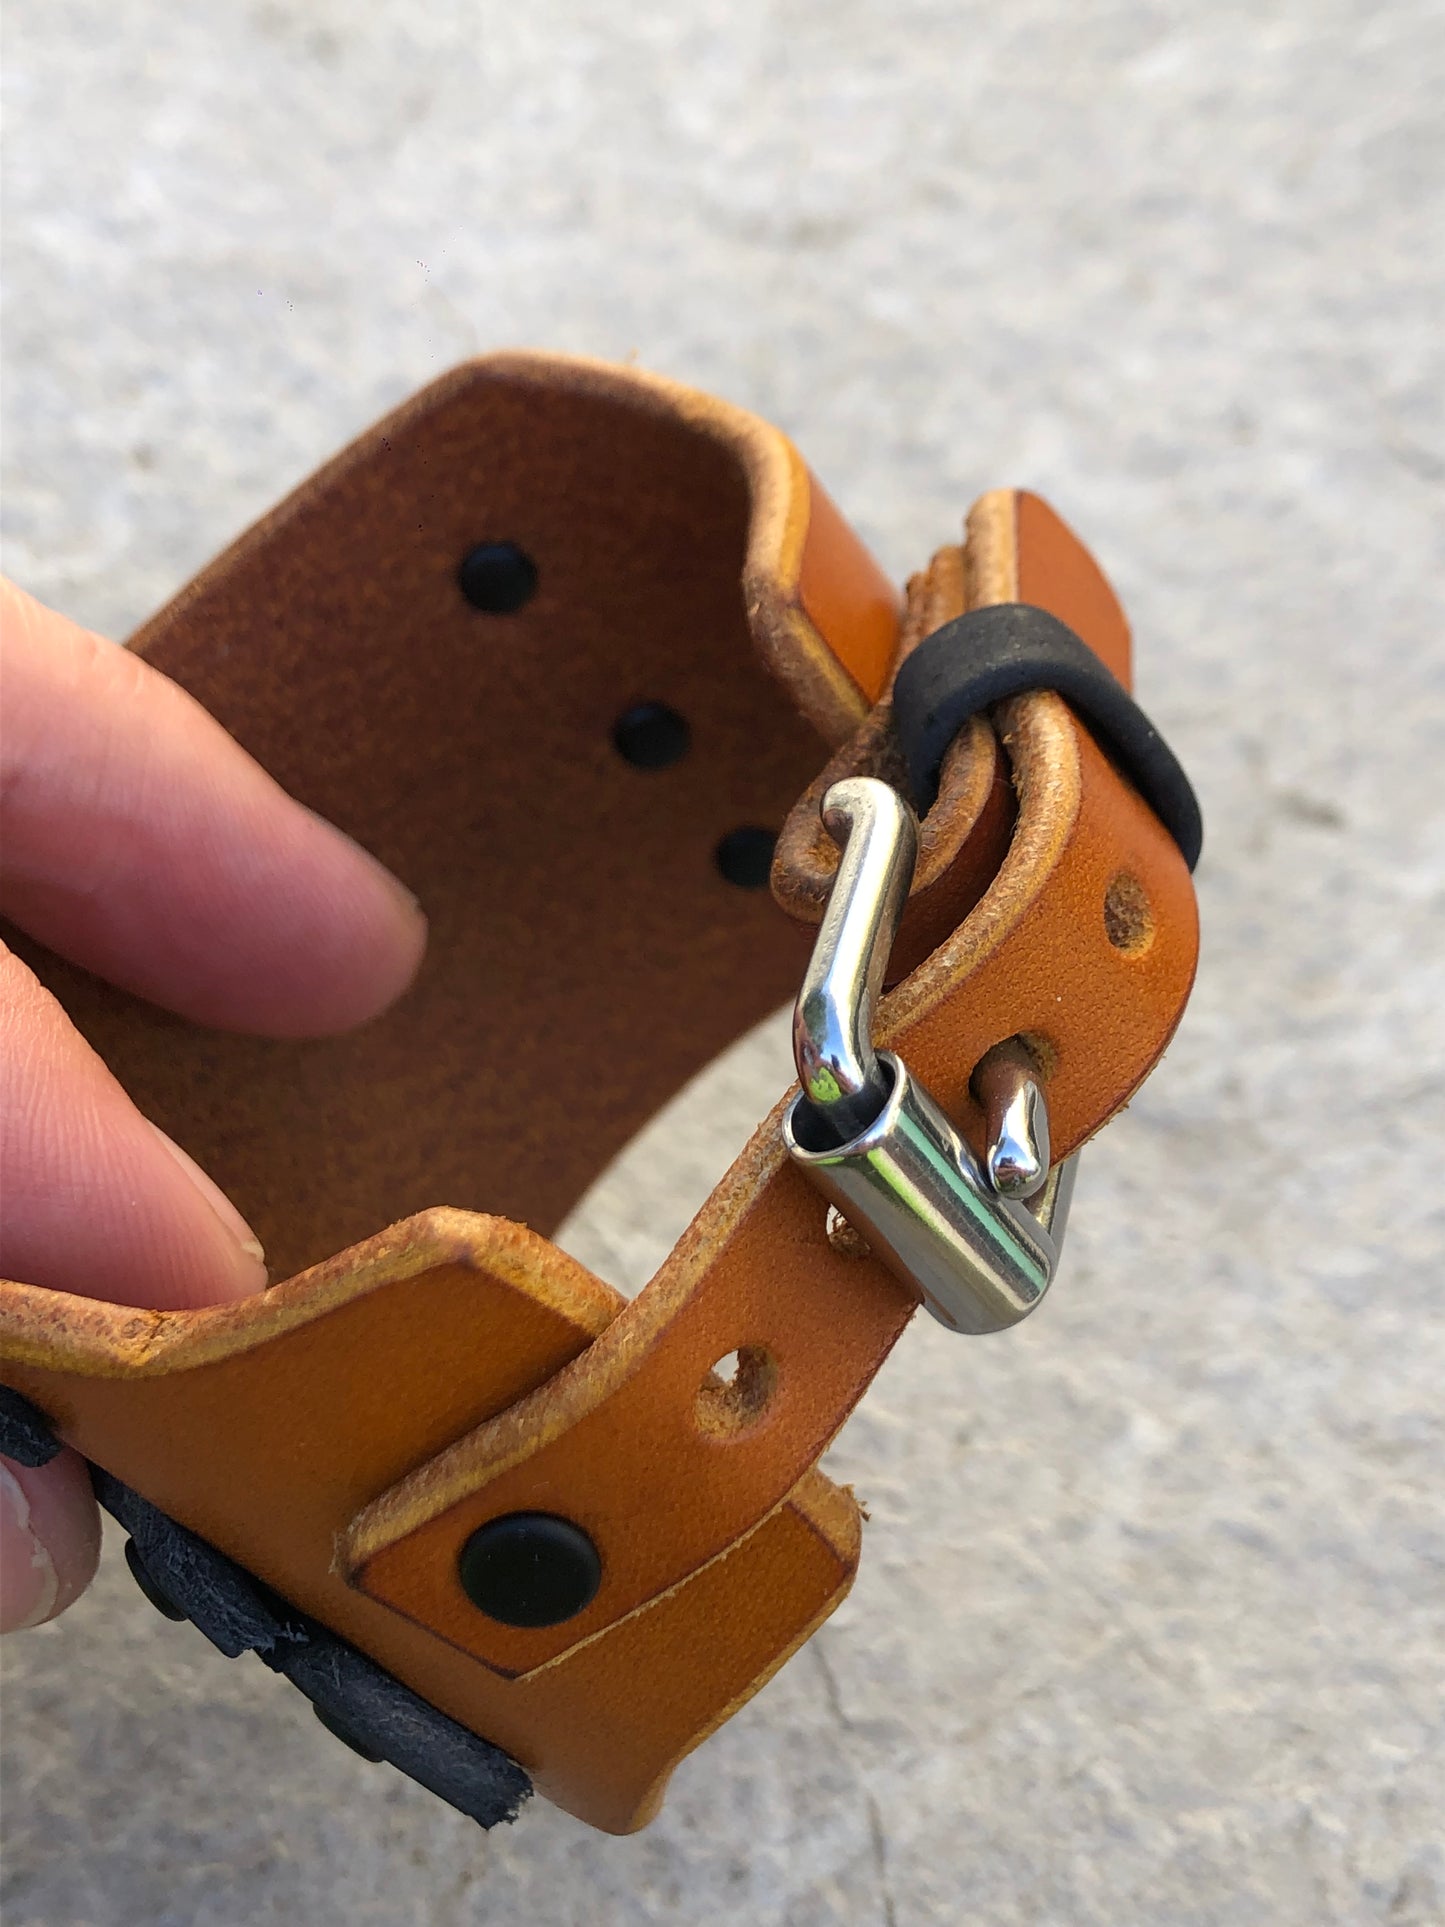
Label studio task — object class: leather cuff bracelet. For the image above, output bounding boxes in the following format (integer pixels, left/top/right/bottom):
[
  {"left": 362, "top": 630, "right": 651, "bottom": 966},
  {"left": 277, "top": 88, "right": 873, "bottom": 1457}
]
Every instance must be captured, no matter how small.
[{"left": 0, "top": 353, "right": 1200, "bottom": 1836}]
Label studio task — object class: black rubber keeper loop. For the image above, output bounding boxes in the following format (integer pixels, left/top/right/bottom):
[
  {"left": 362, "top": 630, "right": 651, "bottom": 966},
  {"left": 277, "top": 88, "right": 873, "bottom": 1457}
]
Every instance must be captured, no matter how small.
[{"left": 892, "top": 603, "right": 1203, "bottom": 871}]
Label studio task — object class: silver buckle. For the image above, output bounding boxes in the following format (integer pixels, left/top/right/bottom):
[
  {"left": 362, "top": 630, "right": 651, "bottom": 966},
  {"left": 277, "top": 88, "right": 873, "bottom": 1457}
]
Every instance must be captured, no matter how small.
[{"left": 782, "top": 777, "right": 1076, "bottom": 1334}]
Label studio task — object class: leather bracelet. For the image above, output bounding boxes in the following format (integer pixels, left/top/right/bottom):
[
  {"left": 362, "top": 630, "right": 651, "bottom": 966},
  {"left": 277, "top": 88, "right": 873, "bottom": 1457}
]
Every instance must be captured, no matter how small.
[{"left": 0, "top": 353, "right": 1200, "bottom": 1836}]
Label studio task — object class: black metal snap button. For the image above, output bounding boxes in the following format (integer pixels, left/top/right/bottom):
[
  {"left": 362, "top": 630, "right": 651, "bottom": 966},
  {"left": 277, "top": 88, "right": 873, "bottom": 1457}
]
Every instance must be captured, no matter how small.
[
  {"left": 715, "top": 825, "right": 778, "bottom": 888},
  {"left": 457, "top": 541, "right": 538, "bottom": 613},
  {"left": 612, "top": 701, "right": 690, "bottom": 770},
  {"left": 458, "top": 1512, "right": 602, "bottom": 1628}
]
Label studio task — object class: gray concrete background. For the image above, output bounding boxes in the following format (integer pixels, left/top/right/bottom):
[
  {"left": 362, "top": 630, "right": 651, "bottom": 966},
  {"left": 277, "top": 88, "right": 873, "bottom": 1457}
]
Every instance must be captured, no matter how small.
[{"left": 2, "top": 2, "right": 1443, "bottom": 1922}]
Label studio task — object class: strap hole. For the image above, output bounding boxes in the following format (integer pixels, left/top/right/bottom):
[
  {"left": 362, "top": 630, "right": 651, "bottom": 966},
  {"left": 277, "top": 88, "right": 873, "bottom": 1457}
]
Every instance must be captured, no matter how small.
[
  {"left": 612, "top": 701, "right": 690, "bottom": 769},
  {"left": 825, "top": 1205, "right": 871, "bottom": 1258},
  {"left": 457, "top": 541, "right": 538, "bottom": 613},
  {"left": 696, "top": 1345, "right": 778, "bottom": 1439},
  {"left": 1104, "top": 870, "right": 1155, "bottom": 955},
  {"left": 972, "top": 1031, "right": 1058, "bottom": 1089},
  {"left": 715, "top": 826, "right": 777, "bottom": 889}
]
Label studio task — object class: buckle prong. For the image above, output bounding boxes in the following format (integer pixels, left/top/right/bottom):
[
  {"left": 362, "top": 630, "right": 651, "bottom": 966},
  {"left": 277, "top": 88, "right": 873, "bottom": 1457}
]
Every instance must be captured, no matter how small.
[{"left": 974, "top": 1041, "right": 1051, "bottom": 1200}]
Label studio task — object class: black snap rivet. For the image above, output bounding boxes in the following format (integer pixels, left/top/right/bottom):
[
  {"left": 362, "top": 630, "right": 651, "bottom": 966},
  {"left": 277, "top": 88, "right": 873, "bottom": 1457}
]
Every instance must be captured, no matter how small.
[
  {"left": 457, "top": 541, "right": 538, "bottom": 613},
  {"left": 313, "top": 1702, "right": 386, "bottom": 1765},
  {"left": 123, "top": 1538, "right": 187, "bottom": 1622},
  {"left": 715, "top": 825, "right": 778, "bottom": 889},
  {"left": 612, "top": 701, "right": 691, "bottom": 770},
  {"left": 457, "top": 1512, "right": 601, "bottom": 1628}
]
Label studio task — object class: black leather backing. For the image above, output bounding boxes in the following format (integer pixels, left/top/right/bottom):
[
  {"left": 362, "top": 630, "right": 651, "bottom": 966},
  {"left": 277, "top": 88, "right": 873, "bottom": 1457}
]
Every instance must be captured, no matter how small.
[
  {"left": 0, "top": 1385, "right": 63, "bottom": 1468},
  {"left": 0, "top": 1385, "right": 531, "bottom": 1829}
]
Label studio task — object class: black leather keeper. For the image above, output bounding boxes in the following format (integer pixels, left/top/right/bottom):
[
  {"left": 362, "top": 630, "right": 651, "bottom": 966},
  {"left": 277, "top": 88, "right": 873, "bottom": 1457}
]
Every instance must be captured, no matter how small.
[
  {"left": 892, "top": 603, "right": 1203, "bottom": 870},
  {"left": 0, "top": 1386, "right": 62, "bottom": 1468}
]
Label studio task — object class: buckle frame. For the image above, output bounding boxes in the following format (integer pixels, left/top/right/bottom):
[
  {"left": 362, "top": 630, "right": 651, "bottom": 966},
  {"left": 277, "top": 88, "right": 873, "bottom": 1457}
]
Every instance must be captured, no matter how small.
[{"left": 782, "top": 777, "right": 1076, "bottom": 1334}]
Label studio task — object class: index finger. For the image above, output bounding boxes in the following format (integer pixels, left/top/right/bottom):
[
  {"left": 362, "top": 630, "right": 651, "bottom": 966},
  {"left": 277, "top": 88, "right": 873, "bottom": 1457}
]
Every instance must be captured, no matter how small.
[{"left": 0, "top": 578, "right": 426, "bottom": 1037}]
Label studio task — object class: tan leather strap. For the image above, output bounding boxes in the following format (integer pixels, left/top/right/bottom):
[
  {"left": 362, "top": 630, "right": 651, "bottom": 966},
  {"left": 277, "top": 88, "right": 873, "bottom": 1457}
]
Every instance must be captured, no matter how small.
[
  {"left": 344, "top": 486, "right": 1197, "bottom": 1671},
  {"left": 0, "top": 353, "right": 1197, "bottom": 1832}
]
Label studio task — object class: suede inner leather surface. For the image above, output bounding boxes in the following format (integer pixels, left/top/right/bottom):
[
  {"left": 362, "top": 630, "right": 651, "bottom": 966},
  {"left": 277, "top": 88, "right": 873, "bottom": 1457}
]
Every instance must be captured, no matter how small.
[{"left": 4, "top": 355, "right": 861, "bottom": 1284}]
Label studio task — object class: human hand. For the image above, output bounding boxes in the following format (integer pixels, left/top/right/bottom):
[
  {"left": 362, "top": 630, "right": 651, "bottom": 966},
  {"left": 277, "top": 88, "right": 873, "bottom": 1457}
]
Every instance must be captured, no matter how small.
[{"left": 0, "top": 576, "right": 427, "bottom": 1630}]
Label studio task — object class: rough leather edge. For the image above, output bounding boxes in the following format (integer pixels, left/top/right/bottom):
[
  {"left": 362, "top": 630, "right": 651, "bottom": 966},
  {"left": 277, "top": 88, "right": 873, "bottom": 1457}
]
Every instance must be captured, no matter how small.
[
  {"left": 339, "top": 485, "right": 1199, "bottom": 1662},
  {"left": 771, "top": 542, "right": 1015, "bottom": 979},
  {"left": 620, "top": 1469, "right": 864, "bottom": 1832},
  {"left": 129, "top": 351, "right": 895, "bottom": 750},
  {"left": 0, "top": 1209, "right": 621, "bottom": 1381}
]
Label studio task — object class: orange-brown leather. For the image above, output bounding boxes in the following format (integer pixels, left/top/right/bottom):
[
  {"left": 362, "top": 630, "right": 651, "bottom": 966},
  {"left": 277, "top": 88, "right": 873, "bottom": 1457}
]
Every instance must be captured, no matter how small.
[
  {"left": 0, "top": 1213, "right": 859, "bottom": 1836},
  {"left": 773, "top": 488, "right": 1135, "bottom": 979},
  {"left": 343, "top": 487, "right": 1197, "bottom": 1681},
  {"left": 0, "top": 354, "right": 1198, "bottom": 1833}
]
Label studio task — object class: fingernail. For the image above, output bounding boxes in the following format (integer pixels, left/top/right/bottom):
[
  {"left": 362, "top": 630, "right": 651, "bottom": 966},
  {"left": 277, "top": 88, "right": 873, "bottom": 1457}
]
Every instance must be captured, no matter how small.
[
  {"left": 0, "top": 1462, "right": 60, "bottom": 1631},
  {"left": 146, "top": 1122, "right": 267, "bottom": 1271},
  {"left": 316, "top": 813, "right": 426, "bottom": 923},
  {"left": 372, "top": 860, "right": 425, "bottom": 923}
]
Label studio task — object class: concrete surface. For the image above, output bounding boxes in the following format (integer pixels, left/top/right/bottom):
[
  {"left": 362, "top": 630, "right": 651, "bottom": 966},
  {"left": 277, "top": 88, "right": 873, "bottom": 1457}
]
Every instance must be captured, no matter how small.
[{"left": 1, "top": 2, "right": 1442, "bottom": 1922}]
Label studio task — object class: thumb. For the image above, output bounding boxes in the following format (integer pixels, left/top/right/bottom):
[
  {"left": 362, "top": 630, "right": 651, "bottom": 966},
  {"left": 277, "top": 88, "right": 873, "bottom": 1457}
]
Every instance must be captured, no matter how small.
[{"left": 0, "top": 1451, "right": 100, "bottom": 1633}]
